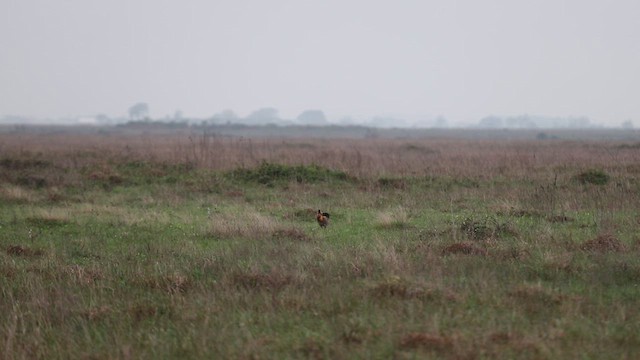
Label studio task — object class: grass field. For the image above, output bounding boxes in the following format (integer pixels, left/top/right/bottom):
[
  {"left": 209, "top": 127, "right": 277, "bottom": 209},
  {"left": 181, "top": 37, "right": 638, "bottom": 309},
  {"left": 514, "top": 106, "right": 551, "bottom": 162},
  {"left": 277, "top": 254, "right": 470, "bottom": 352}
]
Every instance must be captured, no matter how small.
[{"left": 1, "top": 130, "right": 640, "bottom": 359}]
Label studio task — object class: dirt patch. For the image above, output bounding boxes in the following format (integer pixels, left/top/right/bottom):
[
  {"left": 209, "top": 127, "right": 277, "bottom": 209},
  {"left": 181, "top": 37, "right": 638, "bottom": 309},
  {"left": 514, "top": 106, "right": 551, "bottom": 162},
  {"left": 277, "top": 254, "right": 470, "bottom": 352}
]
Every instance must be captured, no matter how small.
[
  {"left": 399, "top": 332, "right": 453, "bottom": 351},
  {"left": 442, "top": 242, "right": 487, "bottom": 256},
  {"left": 581, "top": 234, "right": 626, "bottom": 253},
  {"left": 6, "top": 245, "right": 45, "bottom": 258}
]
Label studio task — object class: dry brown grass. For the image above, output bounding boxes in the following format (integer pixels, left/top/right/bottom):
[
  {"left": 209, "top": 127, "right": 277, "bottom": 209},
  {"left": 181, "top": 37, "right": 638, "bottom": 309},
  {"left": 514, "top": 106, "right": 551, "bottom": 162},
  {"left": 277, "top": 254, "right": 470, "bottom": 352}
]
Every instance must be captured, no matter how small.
[
  {"left": 375, "top": 206, "right": 410, "bottom": 229},
  {"left": 3, "top": 131, "right": 640, "bottom": 180},
  {"left": 208, "top": 209, "right": 281, "bottom": 239},
  {"left": 2, "top": 129, "right": 640, "bottom": 358}
]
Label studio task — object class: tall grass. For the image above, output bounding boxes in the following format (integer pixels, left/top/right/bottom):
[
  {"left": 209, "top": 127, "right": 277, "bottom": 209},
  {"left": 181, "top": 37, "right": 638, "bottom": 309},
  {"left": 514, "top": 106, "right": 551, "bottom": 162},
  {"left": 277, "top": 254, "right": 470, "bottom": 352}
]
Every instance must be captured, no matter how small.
[{"left": 1, "top": 130, "right": 640, "bottom": 358}]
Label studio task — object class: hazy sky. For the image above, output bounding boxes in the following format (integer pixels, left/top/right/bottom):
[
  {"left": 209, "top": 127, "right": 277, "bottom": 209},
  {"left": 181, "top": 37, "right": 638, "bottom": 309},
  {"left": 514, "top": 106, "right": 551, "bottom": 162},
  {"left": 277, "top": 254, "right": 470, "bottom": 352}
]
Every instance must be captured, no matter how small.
[{"left": 1, "top": 0, "right": 639, "bottom": 125}]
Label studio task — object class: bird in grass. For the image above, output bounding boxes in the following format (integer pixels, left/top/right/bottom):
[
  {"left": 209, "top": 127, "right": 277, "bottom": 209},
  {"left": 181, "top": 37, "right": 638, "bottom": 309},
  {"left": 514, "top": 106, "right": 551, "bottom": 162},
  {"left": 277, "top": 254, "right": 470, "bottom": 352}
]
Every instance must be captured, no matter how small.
[{"left": 316, "top": 210, "right": 330, "bottom": 228}]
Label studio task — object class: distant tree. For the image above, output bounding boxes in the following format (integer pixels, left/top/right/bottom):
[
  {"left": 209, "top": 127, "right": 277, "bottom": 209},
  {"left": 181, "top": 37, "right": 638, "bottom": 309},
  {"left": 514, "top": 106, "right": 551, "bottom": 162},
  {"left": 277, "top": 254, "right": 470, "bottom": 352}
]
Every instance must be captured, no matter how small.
[
  {"left": 568, "top": 117, "right": 590, "bottom": 128},
  {"left": 128, "top": 102, "right": 149, "bottom": 120},
  {"left": 621, "top": 120, "right": 634, "bottom": 129},
  {"left": 95, "top": 114, "right": 111, "bottom": 124},
  {"left": 478, "top": 116, "right": 503, "bottom": 128},
  {"left": 296, "top": 110, "right": 327, "bottom": 125},
  {"left": 505, "top": 115, "right": 537, "bottom": 128},
  {"left": 173, "top": 110, "right": 183, "bottom": 121},
  {"left": 338, "top": 116, "right": 358, "bottom": 125},
  {"left": 434, "top": 115, "right": 448, "bottom": 128},
  {"left": 245, "top": 107, "right": 279, "bottom": 124},
  {"left": 210, "top": 109, "right": 239, "bottom": 124},
  {"left": 371, "top": 116, "right": 407, "bottom": 128}
]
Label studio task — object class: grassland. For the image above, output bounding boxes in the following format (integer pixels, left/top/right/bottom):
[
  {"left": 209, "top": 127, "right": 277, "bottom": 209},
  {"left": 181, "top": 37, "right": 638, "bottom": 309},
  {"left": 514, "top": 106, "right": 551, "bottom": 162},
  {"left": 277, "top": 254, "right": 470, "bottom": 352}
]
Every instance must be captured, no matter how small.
[{"left": 1, "top": 129, "right": 640, "bottom": 359}]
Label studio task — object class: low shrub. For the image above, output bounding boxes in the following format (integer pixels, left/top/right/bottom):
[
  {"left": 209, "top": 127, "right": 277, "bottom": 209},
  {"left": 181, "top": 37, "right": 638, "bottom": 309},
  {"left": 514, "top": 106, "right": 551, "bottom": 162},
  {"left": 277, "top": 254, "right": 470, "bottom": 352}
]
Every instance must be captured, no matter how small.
[
  {"left": 573, "top": 169, "right": 610, "bottom": 185},
  {"left": 227, "top": 162, "right": 350, "bottom": 185}
]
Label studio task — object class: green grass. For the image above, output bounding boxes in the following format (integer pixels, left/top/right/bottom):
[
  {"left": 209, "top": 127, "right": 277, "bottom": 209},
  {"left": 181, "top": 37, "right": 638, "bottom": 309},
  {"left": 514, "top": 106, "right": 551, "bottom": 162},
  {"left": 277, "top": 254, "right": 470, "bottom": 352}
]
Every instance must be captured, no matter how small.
[{"left": 2, "top": 152, "right": 640, "bottom": 359}]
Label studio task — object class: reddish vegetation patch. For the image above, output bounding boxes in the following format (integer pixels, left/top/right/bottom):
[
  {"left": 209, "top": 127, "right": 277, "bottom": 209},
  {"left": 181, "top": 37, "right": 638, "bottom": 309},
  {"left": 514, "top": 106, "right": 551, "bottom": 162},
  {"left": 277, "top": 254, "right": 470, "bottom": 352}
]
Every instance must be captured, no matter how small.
[
  {"left": 399, "top": 332, "right": 453, "bottom": 351},
  {"left": 6, "top": 245, "right": 44, "bottom": 257},
  {"left": 442, "top": 242, "right": 487, "bottom": 256},
  {"left": 581, "top": 234, "right": 625, "bottom": 253}
]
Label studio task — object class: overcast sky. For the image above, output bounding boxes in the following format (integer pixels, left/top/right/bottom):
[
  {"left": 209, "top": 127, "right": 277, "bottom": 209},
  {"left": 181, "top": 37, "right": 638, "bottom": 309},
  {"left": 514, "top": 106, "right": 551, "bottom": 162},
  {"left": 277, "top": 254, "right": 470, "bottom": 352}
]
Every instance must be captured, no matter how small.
[{"left": 1, "top": 0, "right": 639, "bottom": 125}]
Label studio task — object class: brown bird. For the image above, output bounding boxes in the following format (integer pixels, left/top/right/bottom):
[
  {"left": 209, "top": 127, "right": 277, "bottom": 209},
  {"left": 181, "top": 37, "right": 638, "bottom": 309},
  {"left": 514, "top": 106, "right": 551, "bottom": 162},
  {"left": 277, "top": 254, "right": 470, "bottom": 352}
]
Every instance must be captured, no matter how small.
[{"left": 316, "top": 210, "right": 330, "bottom": 228}]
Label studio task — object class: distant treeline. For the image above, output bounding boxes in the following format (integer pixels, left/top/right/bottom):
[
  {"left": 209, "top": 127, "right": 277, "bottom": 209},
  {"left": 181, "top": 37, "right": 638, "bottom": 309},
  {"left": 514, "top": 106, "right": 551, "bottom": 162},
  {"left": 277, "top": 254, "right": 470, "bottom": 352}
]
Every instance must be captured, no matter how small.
[{"left": 3, "top": 122, "right": 640, "bottom": 141}]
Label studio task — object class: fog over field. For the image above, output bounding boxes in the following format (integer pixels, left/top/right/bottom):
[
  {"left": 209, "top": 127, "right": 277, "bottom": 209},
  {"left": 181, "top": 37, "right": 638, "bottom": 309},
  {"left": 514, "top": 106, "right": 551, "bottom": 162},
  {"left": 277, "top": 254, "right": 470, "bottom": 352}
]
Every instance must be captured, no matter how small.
[{"left": 1, "top": 0, "right": 639, "bottom": 127}]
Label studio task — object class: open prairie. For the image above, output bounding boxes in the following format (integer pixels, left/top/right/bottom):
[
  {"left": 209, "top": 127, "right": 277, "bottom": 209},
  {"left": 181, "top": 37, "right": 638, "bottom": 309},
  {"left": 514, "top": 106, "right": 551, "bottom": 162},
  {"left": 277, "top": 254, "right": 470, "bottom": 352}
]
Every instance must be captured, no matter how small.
[{"left": 2, "top": 128, "right": 640, "bottom": 359}]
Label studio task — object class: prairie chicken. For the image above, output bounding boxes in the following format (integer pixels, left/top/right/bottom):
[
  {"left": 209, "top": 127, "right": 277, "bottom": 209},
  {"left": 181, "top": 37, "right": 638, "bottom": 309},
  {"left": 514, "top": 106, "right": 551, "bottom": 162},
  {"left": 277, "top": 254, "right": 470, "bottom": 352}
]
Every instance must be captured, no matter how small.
[{"left": 316, "top": 210, "right": 330, "bottom": 228}]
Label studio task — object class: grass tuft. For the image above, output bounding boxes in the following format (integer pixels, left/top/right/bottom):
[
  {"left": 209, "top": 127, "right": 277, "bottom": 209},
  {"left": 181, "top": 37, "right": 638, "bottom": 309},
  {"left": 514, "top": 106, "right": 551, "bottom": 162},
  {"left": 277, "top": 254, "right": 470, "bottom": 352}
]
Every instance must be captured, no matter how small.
[
  {"left": 227, "top": 162, "right": 350, "bottom": 185},
  {"left": 573, "top": 169, "right": 610, "bottom": 185},
  {"left": 375, "top": 206, "right": 410, "bottom": 229}
]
